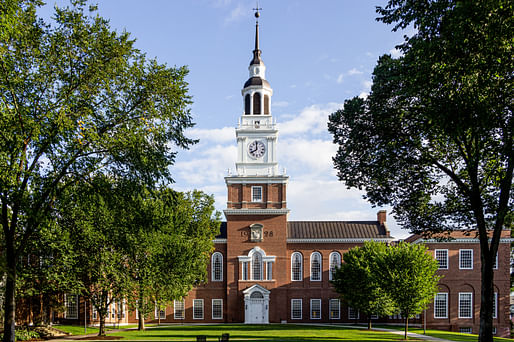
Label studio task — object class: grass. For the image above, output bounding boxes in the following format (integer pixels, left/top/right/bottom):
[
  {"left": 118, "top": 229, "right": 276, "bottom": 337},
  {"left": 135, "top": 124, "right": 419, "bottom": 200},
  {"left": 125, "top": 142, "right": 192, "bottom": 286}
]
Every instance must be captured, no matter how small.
[
  {"left": 53, "top": 324, "right": 147, "bottom": 336},
  {"left": 109, "top": 324, "right": 421, "bottom": 341},
  {"left": 373, "top": 325, "right": 513, "bottom": 342}
]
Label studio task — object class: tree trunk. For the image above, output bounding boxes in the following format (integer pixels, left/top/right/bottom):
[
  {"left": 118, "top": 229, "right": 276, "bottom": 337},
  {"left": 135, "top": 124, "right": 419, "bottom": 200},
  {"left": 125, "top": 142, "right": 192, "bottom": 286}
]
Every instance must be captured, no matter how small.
[
  {"left": 3, "top": 243, "right": 16, "bottom": 342},
  {"left": 404, "top": 316, "right": 408, "bottom": 340},
  {"left": 367, "top": 317, "right": 372, "bottom": 330},
  {"left": 98, "top": 313, "right": 106, "bottom": 336},
  {"left": 478, "top": 249, "right": 494, "bottom": 342},
  {"left": 138, "top": 313, "right": 145, "bottom": 331}
]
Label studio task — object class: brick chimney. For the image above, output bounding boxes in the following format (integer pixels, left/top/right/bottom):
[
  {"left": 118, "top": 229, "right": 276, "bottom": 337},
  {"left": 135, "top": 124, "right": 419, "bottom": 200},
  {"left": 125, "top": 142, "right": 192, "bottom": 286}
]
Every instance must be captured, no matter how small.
[{"left": 377, "top": 210, "right": 387, "bottom": 226}]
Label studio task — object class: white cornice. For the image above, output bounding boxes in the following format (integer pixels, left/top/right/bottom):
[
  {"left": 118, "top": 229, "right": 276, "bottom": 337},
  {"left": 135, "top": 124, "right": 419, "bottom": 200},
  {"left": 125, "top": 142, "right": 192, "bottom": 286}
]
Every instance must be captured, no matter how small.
[
  {"left": 224, "top": 208, "right": 290, "bottom": 215},
  {"left": 225, "top": 175, "right": 289, "bottom": 184},
  {"left": 287, "top": 238, "right": 394, "bottom": 243},
  {"left": 411, "top": 238, "right": 514, "bottom": 244},
  {"left": 213, "top": 239, "right": 227, "bottom": 244}
]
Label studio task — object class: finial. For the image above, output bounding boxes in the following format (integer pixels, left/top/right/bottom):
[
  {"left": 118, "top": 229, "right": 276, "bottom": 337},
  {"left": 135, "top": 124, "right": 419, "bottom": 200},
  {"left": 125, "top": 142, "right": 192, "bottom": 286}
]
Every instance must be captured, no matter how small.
[
  {"left": 250, "top": 2, "right": 263, "bottom": 66},
  {"left": 253, "top": 1, "right": 262, "bottom": 20}
]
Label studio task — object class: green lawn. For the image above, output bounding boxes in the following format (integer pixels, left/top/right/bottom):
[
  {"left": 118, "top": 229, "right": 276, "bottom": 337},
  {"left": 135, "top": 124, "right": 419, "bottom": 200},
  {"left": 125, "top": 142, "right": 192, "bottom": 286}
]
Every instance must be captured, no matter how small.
[
  {"left": 109, "top": 324, "right": 420, "bottom": 341},
  {"left": 53, "top": 324, "right": 146, "bottom": 336},
  {"left": 373, "top": 325, "right": 513, "bottom": 342}
]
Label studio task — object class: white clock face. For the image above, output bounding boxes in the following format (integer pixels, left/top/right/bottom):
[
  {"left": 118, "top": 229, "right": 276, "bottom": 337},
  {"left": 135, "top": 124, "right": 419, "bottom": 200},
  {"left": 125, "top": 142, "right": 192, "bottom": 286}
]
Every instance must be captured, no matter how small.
[{"left": 248, "top": 140, "right": 266, "bottom": 158}]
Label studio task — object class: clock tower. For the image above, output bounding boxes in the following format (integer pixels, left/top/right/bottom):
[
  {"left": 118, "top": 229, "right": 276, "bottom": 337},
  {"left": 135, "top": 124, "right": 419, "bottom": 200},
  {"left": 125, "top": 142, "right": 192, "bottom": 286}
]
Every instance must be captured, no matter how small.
[{"left": 224, "top": 10, "right": 289, "bottom": 324}]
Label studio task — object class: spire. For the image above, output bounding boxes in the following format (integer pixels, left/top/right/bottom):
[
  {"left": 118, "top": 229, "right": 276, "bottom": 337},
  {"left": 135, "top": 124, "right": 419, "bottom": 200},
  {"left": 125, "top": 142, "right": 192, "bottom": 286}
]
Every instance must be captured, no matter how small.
[{"left": 250, "top": 6, "right": 263, "bottom": 66}]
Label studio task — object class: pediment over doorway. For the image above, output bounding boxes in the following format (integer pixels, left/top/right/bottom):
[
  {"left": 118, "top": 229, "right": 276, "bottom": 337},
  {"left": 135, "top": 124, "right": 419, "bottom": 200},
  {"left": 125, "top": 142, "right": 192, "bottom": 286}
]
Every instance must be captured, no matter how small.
[{"left": 243, "top": 284, "right": 270, "bottom": 299}]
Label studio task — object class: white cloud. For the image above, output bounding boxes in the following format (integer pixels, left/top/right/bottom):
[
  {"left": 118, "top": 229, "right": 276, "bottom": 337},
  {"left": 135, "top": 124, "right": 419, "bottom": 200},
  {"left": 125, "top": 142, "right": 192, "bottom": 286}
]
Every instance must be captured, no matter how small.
[
  {"left": 279, "top": 102, "right": 342, "bottom": 136},
  {"left": 336, "top": 74, "right": 344, "bottom": 84},
  {"left": 279, "top": 138, "right": 336, "bottom": 175},
  {"left": 347, "top": 67, "right": 363, "bottom": 76},
  {"left": 358, "top": 92, "right": 368, "bottom": 99},
  {"left": 188, "top": 126, "right": 234, "bottom": 143},
  {"left": 362, "top": 80, "right": 372, "bottom": 92},
  {"left": 272, "top": 100, "right": 289, "bottom": 108},
  {"left": 224, "top": 3, "right": 247, "bottom": 24},
  {"left": 389, "top": 48, "right": 403, "bottom": 58}
]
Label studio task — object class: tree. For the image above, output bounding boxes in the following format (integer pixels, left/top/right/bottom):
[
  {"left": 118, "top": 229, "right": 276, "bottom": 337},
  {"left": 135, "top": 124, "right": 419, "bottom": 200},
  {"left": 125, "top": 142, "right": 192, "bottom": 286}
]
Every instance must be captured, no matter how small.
[
  {"left": 331, "top": 242, "right": 395, "bottom": 330},
  {"left": 376, "top": 243, "right": 440, "bottom": 339},
  {"left": 0, "top": 1, "right": 195, "bottom": 340},
  {"left": 120, "top": 189, "right": 220, "bottom": 331},
  {"left": 328, "top": 1, "right": 513, "bottom": 341}
]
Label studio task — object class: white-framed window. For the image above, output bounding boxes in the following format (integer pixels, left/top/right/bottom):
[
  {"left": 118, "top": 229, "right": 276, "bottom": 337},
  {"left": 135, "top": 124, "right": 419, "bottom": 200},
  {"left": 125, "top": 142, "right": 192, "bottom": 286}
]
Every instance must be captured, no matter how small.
[
  {"left": 118, "top": 300, "right": 125, "bottom": 319},
  {"left": 65, "top": 294, "right": 78, "bottom": 319},
  {"left": 92, "top": 306, "right": 97, "bottom": 320},
  {"left": 459, "top": 249, "right": 473, "bottom": 269},
  {"left": 310, "top": 252, "right": 322, "bottom": 281},
  {"left": 493, "top": 253, "right": 498, "bottom": 269},
  {"left": 329, "top": 299, "right": 340, "bottom": 319},
  {"left": 211, "top": 252, "right": 223, "bottom": 282},
  {"left": 493, "top": 292, "right": 497, "bottom": 319},
  {"left": 348, "top": 306, "right": 360, "bottom": 319},
  {"left": 174, "top": 300, "right": 185, "bottom": 320},
  {"left": 242, "top": 261, "right": 249, "bottom": 280},
  {"left": 459, "top": 292, "right": 473, "bottom": 318},
  {"left": 212, "top": 299, "right": 223, "bottom": 320},
  {"left": 291, "top": 299, "right": 302, "bottom": 320},
  {"left": 329, "top": 252, "right": 341, "bottom": 281},
  {"left": 266, "top": 261, "right": 273, "bottom": 280},
  {"left": 291, "top": 252, "right": 303, "bottom": 281},
  {"left": 348, "top": 307, "right": 359, "bottom": 320},
  {"left": 460, "top": 327, "right": 472, "bottom": 334},
  {"left": 155, "top": 305, "right": 166, "bottom": 319},
  {"left": 434, "top": 293, "right": 448, "bottom": 318},
  {"left": 310, "top": 299, "right": 321, "bottom": 319},
  {"left": 435, "top": 249, "right": 448, "bottom": 269},
  {"left": 493, "top": 327, "right": 497, "bottom": 335},
  {"left": 252, "top": 252, "right": 263, "bottom": 280},
  {"left": 193, "top": 299, "right": 204, "bottom": 320},
  {"left": 371, "top": 314, "right": 379, "bottom": 319},
  {"left": 251, "top": 186, "right": 262, "bottom": 202}
]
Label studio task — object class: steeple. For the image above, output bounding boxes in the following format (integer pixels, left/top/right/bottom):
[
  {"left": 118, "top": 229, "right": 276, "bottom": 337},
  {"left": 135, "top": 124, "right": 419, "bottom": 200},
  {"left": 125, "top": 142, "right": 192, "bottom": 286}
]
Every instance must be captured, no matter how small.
[{"left": 250, "top": 10, "right": 262, "bottom": 66}]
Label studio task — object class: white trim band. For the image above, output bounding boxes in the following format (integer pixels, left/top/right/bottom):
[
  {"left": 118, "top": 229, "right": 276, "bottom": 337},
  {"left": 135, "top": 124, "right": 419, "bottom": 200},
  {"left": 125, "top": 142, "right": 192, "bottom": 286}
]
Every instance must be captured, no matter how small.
[
  {"left": 224, "top": 209, "right": 290, "bottom": 215},
  {"left": 287, "top": 238, "right": 394, "bottom": 243},
  {"left": 411, "top": 238, "right": 514, "bottom": 244}
]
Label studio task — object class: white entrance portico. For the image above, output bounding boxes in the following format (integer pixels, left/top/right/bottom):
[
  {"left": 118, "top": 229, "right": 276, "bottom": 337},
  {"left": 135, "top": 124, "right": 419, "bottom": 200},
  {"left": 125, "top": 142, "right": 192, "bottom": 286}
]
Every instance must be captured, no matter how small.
[{"left": 243, "top": 284, "right": 270, "bottom": 324}]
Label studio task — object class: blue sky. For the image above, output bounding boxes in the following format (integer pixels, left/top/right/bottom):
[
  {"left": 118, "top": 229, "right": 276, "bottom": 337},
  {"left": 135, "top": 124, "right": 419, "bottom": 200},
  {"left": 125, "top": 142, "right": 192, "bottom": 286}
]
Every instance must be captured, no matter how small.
[{"left": 41, "top": 0, "right": 411, "bottom": 238}]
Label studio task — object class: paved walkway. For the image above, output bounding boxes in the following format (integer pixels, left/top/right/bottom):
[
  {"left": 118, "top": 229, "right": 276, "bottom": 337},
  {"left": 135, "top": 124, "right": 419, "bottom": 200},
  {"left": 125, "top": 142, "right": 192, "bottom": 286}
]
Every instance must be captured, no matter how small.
[{"left": 45, "top": 324, "right": 456, "bottom": 342}]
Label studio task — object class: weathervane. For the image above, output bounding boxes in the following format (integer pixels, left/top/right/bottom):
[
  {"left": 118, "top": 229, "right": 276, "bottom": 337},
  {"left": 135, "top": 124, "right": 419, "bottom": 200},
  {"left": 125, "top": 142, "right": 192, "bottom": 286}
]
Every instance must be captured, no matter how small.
[{"left": 253, "top": 1, "right": 262, "bottom": 21}]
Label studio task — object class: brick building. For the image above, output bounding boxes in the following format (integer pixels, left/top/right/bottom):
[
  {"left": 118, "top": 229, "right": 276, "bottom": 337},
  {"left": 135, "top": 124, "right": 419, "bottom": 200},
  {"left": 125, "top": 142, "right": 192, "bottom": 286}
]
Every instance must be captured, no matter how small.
[{"left": 58, "top": 12, "right": 511, "bottom": 337}]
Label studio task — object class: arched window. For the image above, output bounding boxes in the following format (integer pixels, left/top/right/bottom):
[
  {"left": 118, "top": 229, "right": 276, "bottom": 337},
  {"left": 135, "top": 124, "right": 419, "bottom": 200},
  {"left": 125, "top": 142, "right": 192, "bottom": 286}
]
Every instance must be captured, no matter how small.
[
  {"left": 244, "top": 94, "right": 251, "bottom": 115},
  {"left": 264, "top": 95, "right": 270, "bottom": 114},
  {"left": 253, "top": 92, "right": 261, "bottom": 114},
  {"left": 329, "top": 252, "right": 341, "bottom": 281},
  {"left": 250, "top": 292, "right": 264, "bottom": 299},
  {"left": 252, "top": 252, "right": 262, "bottom": 280},
  {"left": 291, "top": 252, "right": 303, "bottom": 281},
  {"left": 310, "top": 252, "right": 322, "bottom": 281},
  {"left": 211, "top": 252, "right": 223, "bottom": 282}
]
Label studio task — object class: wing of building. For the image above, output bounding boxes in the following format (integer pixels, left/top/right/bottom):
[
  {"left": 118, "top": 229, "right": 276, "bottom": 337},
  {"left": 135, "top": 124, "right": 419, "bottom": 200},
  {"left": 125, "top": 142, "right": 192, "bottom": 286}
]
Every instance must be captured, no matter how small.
[{"left": 51, "top": 11, "right": 512, "bottom": 338}]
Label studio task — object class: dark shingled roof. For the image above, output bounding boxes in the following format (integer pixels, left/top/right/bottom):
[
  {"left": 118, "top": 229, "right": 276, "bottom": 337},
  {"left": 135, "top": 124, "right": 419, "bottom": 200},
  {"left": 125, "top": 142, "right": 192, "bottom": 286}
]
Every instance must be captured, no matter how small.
[
  {"left": 287, "top": 221, "right": 388, "bottom": 239},
  {"left": 216, "top": 222, "right": 227, "bottom": 239},
  {"left": 244, "top": 76, "right": 270, "bottom": 88},
  {"left": 215, "top": 221, "right": 388, "bottom": 240}
]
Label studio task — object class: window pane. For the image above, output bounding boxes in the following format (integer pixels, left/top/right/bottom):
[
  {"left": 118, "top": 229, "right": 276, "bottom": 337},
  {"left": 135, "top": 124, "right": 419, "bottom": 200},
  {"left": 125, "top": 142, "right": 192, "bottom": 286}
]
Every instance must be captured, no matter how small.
[
  {"left": 311, "top": 253, "right": 321, "bottom": 281},
  {"left": 329, "top": 252, "right": 341, "bottom": 281},
  {"left": 348, "top": 307, "right": 359, "bottom": 319},
  {"left": 434, "top": 293, "right": 448, "bottom": 318},
  {"left": 310, "top": 299, "right": 321, "bottom": 319},
  {"left": 193, "top": 299, "right": 204, "bottom": 319},
  {"left": 66, "top": 294, "right": 78, "bottom": 319},
  {"left": 329, "top": 299, "right": 340, "bottom": 319},
  {"left": 267, "top": 262, "right": 273, "bottom": 280},
  {"left": 252, "top": 186, "right": 262, "bottom": 202},
  {"left": 212, "top": 299, "right": 223, "bottom": 319},
  {"left": 252, "top": 253, "right": 262, "bottom": 280},
  {"left": 291, "top": 299, "right": 302, "bottom": 319},
  {"left": 292, "top": 253, "right": 302, "bottom": 281},
  {"left": 174, "top": 300, "right": 185, "bottom": 319},
  {"left": 459, "top": 293, "right": 472, "bottom": 318},
  {"left": 212, "top": 253, "right": 223, "bottom": 281},
  {"left": 242, "top": 261, "right": 249, "bottom": 280},
  {"left": 435, "top": 250, "right": 448, "bottom": 269},
  {"left": 459, "top": 250, "right": 473, "bottom": 269}
]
